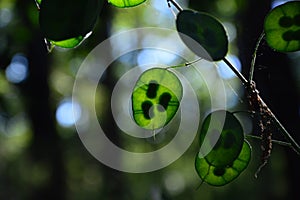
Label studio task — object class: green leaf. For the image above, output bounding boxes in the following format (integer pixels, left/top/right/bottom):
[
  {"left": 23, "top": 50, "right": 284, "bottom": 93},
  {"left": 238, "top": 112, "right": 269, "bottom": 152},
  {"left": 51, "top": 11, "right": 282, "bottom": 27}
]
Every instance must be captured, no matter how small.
[
  {"left": 35, "top": 0, "right": 42, "bottom": 5},
  {"left": 108, "top": 0, "right": 147, "bottom": 8},
  {"left": 49, "top": 36, "right": 84, "bottom": 48},
  {"left": 264, "top": 1, "right": 300, "bottom": 52},
  {"left": 132, "top": 68, "right": 183, "bottom": 130},
  {"left": 199, "top": 110, "right": 244, "bottom": 167},
  {"left": 39, "top": 0, "right": 103, "bottom": 48},
  {"left": 176, "top": 10, "right": 228, "bottom": 61},
  {"left": 195, "top": 140, "right": 251, "bottom": 186}
]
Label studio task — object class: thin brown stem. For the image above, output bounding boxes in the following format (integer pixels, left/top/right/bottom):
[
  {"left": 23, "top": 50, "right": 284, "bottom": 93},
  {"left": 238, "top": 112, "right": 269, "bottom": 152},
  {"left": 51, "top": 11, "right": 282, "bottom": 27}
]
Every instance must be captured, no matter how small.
[
  {"left": 249, "top": 32, "right": 265, "bottom": 82},
  {"left": 167, "top": 0, "right": 183, "bottom": 12},
  {"left": 223, "top": 57, "right": 249, "bottom": 85}
]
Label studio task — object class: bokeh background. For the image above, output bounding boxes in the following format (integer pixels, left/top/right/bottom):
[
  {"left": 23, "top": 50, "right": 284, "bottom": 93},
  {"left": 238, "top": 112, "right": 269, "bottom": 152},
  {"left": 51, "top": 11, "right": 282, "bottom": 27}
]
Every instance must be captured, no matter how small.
[{"left": 0, "top": 0, "right": 299, "bottom": 199}]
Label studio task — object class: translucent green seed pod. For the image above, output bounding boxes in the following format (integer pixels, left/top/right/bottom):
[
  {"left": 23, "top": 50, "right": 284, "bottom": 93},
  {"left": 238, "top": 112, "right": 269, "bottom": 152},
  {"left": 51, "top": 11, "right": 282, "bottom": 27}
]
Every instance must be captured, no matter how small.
[
  {"left": 195, "top": 140, "right": 251, "bottom": 186},
  {"left": 132, "top": 68, "right": 183, "bottom": 130},
  {"left": 39, "top": 0, "right": 103, "bottom": 48},
  {"left": 264, "top": 1, "right": 300, "bottom": 52},
  {"left": 176, "top": 10, "right": 228, "bottom": 61},
  {"left": 108, "top": 0, "right": 147, "bottom": 8},
  {"left": 199, "top": 110, "right": 244, "bottom": 168}
]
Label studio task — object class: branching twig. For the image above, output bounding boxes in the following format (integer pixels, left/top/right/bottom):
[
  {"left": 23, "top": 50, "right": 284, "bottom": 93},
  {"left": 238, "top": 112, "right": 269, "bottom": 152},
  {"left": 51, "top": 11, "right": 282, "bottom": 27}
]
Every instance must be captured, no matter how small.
[
  {"left": 223, "top": 58, "right": 248, "bottom": 85},
  {"left": 167, "top": 57, "right": 202, "bottom": 69},
  {"left": 222, "top": 59, "right": 300, "bottom": 155},
  {"left": 246, "top": 134, "right": 291, "bottom": 147}
]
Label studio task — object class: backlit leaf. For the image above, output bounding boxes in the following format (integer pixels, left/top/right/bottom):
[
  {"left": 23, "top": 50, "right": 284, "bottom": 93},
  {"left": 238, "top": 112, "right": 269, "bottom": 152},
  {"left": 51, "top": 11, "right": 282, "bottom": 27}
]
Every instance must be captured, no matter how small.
[
  {"left": 264, "top": 1, "right": 300, "bottom": 52},
  {"left": 108, "top": 0, "right": 147, "bottom": 8},
  {"left": 49, "top": 36, "right": 84, "bottom": 48},
  {"left": 176, "top": 10, "right": 228, "bottom": 61},
  {"left": 39, "top": 0, "right": 103, "bottom": 48},
  {"left": 199, "top": 110, "right": 244, "bottom": 167},
  {"left": 132, "top": 68, "right": 182, "bottom": 130},
  {"left": 195, "top": 140, "right": 251, "bottom": 186},
  {"left": 35, "top": 0, "right": 42, "bottom": 5}
]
